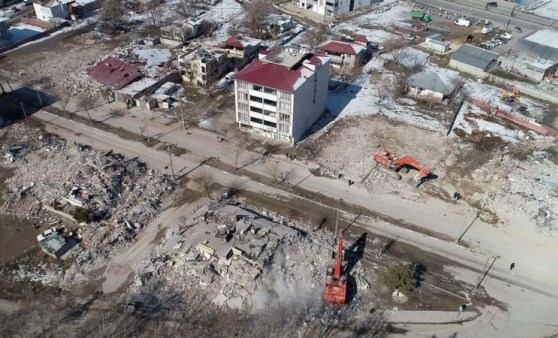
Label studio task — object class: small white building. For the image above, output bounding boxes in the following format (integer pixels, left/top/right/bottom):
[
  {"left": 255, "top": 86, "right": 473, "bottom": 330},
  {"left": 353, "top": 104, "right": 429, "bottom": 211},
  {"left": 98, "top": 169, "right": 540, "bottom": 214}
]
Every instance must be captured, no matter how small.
[
  {"left": 299, "top": 0, "right": 381, "bottom": 16},
  {"left": 425, "top": 33, "right": 450, "bottom": 53},
  {"left": 234, "top": 47, "right": 330, "bottom": 144},
  {"left": 33, "top": 0, "right": 71, "bottom": 21},
  {"left": 33, "top": 0, "right": 99, "bottom": 22}
]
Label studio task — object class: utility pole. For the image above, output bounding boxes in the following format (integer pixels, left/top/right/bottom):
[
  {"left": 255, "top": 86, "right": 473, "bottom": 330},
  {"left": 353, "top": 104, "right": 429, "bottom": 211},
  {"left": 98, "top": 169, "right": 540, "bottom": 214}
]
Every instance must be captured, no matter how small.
[
  {"left": 20, "top": 102, "right": 29, "bottom": 127},
  {"left": 167, "top": 144, "right": 175, "bottom": 180},
  {"left": 142, "top": 110, "right": 151, "bottom": 143},
  {"left": 180, "top": 100, "right": 186, "bottom": 130},
  {"left": 36, "top": 89, "right": 43, "bottom": 107}
]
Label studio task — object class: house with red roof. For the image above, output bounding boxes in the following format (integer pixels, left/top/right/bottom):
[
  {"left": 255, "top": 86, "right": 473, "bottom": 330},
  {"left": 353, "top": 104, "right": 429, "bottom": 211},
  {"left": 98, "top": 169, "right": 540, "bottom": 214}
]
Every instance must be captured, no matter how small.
[
  {"left": 234, "top": 46, "right": 330, "bottom": 144},
  {"left": 318, "top": 36, "right": 371, "bottom": 69},
  {"left": 220, "top": 35, "right": 262, "bottom": 69}
]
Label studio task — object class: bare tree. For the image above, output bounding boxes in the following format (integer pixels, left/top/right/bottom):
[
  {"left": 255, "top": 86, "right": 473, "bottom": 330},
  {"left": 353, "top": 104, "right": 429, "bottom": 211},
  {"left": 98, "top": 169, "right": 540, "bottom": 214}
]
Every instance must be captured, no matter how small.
[
  {"left": 183, "top": 62, "right": 199, "bottom": 85},
  {"left": 60, "top": 87, "right": 75, "bottom": 116},
  {"left": 340, "top": 66, "right": 362, "bottom": 93},
  {"left": 384, "top": 37, "right": 409, "bottom": 66},
  {"left": 244, "top": 0, "right": 273, "bottom": 39},
  {"left": 77, "top": 95, "right": 98, "bottom": 122},
  {"left": 176, "top": 0, "right": 196, "bottom": 18},
  {"left": 100, "top": 0, "right": 125, "bottom": 27},
  {"left": 197, "top": 171, "right": 214, "bottom": 198},
  {"left": 372, "top": 71, "right": 388, "bottom": 103},
  {"left": 301, "top": 24, "right": 328, "bottom": 50},
  {"left": 148, "top": 5, "right": 164, "bottom": 28}
]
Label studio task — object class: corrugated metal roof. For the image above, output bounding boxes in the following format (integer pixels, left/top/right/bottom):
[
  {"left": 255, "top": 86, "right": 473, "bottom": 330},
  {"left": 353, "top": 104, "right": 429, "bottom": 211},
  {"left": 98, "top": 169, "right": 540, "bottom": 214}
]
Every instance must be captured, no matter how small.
[
  {"left": 515, "top": 30, "right": 558, "bottom": 62},
  {"left": 407, "top": 70, "right": 453, "bottom": 95},
  {"left": 451, "top": 44, "right": 498, "bottom": 70},
  {"left": 88, "top": 57, "right": 142, "bottom": 89}
]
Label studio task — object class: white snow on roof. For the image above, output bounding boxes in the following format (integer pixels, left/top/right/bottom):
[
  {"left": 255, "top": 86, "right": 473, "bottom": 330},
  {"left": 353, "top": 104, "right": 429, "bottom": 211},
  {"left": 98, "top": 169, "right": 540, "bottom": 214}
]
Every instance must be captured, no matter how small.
[
  {"left": 133, "top": 48, "right": 172, "bottom": 66},
  {"left": 525, "top": 29, "right": 558, "bottom": 49},
  {"left": 117, "top": 78, "right": 157, "bottom": 96}
]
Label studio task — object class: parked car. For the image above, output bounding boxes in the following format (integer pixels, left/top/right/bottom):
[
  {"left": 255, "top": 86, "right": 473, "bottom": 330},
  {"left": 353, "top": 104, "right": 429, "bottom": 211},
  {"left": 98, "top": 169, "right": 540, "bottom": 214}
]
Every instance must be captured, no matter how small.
[
  {"left": 481, "top": 25, "right": 494, "bottom": 35},
  {"left": 514, "top": 26, "right": 523, "bottom": 33},
  {"left": 487, "top": 1, "right": 498, "bottom": 7},
  {"left": 454, "top": 18, "right": 472, "bottom": 27},
  {"left": 404, "top": 34, "right": 418, "bottom": 41},
  {"left": 500, "top": 32, "right": 513, "bottom": 40},
  {"left": 37, "top": 227, "right": 58, "bottom": 242}
]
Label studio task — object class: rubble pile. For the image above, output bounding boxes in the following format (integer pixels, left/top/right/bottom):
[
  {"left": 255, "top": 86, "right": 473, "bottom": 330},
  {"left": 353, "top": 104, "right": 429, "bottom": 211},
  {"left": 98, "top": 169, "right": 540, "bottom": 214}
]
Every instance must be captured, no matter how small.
[
  {"left": 0, "top": 126, "right": 175, "bottom": 285},
  {"left": 132, "top": 203, "right": 369, "bottom": 310},
  {"left": 471, "top": 145, "right": 558, "bottom": 235}
]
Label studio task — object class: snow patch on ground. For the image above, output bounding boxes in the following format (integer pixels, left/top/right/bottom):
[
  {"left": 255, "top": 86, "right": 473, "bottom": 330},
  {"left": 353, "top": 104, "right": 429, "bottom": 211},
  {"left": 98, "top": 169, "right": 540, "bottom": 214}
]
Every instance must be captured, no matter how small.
[{"left": 531, "top": 0, "right": 558, "bottom": 20}]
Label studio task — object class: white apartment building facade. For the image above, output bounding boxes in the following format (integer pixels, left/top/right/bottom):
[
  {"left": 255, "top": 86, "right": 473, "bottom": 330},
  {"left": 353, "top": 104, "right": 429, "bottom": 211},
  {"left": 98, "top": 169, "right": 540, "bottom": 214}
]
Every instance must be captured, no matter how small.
[
  {"left": 234, "top": 47, "right": 330, "bottom": 144},
  {"left": 298, "top": 0, "right": 380, "bottom": 16}
]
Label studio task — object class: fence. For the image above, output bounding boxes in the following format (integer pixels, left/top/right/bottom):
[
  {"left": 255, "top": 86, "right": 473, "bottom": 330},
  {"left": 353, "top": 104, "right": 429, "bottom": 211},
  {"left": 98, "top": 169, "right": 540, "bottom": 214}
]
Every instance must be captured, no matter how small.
[{"left": 464, "top": 96, "right": 558, "bottom": 140}]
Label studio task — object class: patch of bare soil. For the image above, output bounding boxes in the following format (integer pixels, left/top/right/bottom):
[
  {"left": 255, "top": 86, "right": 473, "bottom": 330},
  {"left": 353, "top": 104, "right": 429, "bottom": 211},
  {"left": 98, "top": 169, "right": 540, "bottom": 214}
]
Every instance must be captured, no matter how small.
[{"left": 298, "top": 115, "right": 452, "bottom": 198}]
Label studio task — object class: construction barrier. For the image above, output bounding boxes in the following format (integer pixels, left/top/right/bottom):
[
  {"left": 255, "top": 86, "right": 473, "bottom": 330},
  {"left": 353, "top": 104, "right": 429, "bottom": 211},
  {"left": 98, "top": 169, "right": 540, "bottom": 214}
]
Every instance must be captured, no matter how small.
[{"left": 464, "top": 96, "right": 558, "bottom": 140}]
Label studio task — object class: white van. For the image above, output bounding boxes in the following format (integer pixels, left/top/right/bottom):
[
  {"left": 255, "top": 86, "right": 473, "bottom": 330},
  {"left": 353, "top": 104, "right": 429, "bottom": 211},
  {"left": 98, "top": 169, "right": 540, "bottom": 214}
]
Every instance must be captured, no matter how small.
[
  {"left": 481, "top": 25, "right": 494, "bottom": 34},
  {"left": 454, "top": 18, "right": 471, "bottom": 27},
  {"left": 225, "top": 72, "right": 236, "bottom": 83}
]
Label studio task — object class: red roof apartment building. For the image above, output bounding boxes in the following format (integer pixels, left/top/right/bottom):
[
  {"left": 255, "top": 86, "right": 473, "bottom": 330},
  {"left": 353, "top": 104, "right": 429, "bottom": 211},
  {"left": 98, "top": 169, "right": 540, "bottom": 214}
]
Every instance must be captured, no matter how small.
[{"left": 234, "top": 46, "right": 330, "bottom": 144}]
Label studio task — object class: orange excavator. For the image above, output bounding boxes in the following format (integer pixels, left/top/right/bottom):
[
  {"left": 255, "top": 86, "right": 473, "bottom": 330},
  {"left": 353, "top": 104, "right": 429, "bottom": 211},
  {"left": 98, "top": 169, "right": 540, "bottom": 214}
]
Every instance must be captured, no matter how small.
[
  {"left": 373, "top": 149, "right": 432, "bottom": 187},
  {"left": 324, "top": 230, "right": 347, "bottom": 305}
]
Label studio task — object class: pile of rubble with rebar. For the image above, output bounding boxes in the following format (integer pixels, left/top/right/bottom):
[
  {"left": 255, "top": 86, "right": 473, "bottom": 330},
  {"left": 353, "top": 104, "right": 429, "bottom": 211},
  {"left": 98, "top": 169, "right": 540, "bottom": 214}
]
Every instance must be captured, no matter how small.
[{"left": 0, "top": 126, "right": 176, "bottom": 284}]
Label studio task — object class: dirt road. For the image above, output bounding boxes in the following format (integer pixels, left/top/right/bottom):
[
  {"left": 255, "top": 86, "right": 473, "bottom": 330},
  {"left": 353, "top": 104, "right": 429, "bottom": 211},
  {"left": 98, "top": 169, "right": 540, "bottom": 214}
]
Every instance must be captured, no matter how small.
[{"left": 30, "top": 110, "right": 558, "bottom": 337}]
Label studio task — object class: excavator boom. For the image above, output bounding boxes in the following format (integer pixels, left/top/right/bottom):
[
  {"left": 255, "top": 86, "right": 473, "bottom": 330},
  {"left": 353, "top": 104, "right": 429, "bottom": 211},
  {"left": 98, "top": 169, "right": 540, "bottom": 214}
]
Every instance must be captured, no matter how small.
[{"left": 324, "top": 230, "right": 347, "bottom": 304}]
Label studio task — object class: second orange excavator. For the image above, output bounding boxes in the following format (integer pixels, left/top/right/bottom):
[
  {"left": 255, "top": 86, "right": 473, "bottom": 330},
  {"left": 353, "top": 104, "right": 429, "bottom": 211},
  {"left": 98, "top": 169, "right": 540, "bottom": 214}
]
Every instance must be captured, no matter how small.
[
  {"left": 324, "top": 230, "right": 347, "bottom": 305},
  {"left": 373, "top": 149, "right": 432, "bottom": 187}
]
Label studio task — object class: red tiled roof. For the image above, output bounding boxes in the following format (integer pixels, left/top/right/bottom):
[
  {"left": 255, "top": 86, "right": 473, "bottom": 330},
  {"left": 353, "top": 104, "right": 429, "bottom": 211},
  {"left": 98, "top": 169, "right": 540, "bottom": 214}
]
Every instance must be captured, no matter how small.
[
  {"left": 353, "top": 34, "right": 368, "bottom": 43},
  {"left": 235, "top": 55, "right": 326, "bottom": 93},
  {"left": 88, "top": 57, "right": 142, "bottom": 89},
  {"left": 222, "top": 35, "right": 246, "bottom": 49},
  {"left": 221, "top": 35, "right": 260, "bottom": 49},
  {"left": 320, "top": 41, "right": 361, "bottom": 55}
]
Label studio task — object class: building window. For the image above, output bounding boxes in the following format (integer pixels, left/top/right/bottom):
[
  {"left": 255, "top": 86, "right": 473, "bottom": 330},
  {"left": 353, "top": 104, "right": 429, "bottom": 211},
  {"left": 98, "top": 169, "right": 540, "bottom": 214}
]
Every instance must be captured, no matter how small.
[
  {"left": 263, "top": 99, "right": 277, "bottom": 106},
  {"left": 252, "top": 85, "right": 262, "bottom": 91},
  {"left": 238, "top": 81, "right": 248, "bottom": 89},
  {"left": 238, "top": 92, "right": 248, "bottom": 101},
  {"left": 278, "top": 124, "right": 289, "bottom": 133},
  {"left": 264, "top": 120, "right": 276, "bottom": 128},
  {"left": 263, "top": 110, "right": 276, "bottom": 116},
  {"left": 279, "top": 101, "right": 291, "bottom": 111},
  {"left": 264, "top": 87, "right": 277, "bottom": 94},
  {"left": 250, "top": 95, "right": 263, "bottom": 103},
  {"left": 250, "top": 116, "right": 262, "bottom": 124},
  {"left": 201, "top": 66, "right": 206, "bottom": 73},
  {"left": 238, "top": 102, "right": 249, "bottom": 111},
  {"left": 238, "top": 113, "right": 249, "bottom": 121},
  {"left": 279, "top": 113, "right": 290, "bottom": 122},
  {"left": 250, "top": 106, "right": 263, "bottom": 113},
  {"left": 280, "top": 91, "right": 291, "bottom": 100}
]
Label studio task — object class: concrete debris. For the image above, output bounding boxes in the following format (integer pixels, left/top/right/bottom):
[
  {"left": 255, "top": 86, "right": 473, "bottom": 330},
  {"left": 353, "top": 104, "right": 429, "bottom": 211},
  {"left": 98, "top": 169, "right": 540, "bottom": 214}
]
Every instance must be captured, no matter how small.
[
  {"left": 0, "top": 126, "right": 175, "bottom": 287},
  {"left": 131, "top": 202, "right": 368, "bottom": 310}
]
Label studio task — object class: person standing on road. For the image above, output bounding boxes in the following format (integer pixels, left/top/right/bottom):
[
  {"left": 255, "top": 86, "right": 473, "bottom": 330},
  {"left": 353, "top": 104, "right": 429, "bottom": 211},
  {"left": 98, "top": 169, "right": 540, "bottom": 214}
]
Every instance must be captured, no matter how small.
[{"left": 510, "top": 262, "right": 515, "bottom": 271}]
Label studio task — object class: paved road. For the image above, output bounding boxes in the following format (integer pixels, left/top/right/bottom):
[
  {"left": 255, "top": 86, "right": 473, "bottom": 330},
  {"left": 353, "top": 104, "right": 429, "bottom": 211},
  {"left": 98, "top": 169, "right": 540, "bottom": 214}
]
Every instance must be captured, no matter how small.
[{"left": 413, "top": 0, "right": 557, "bottom": 31}]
